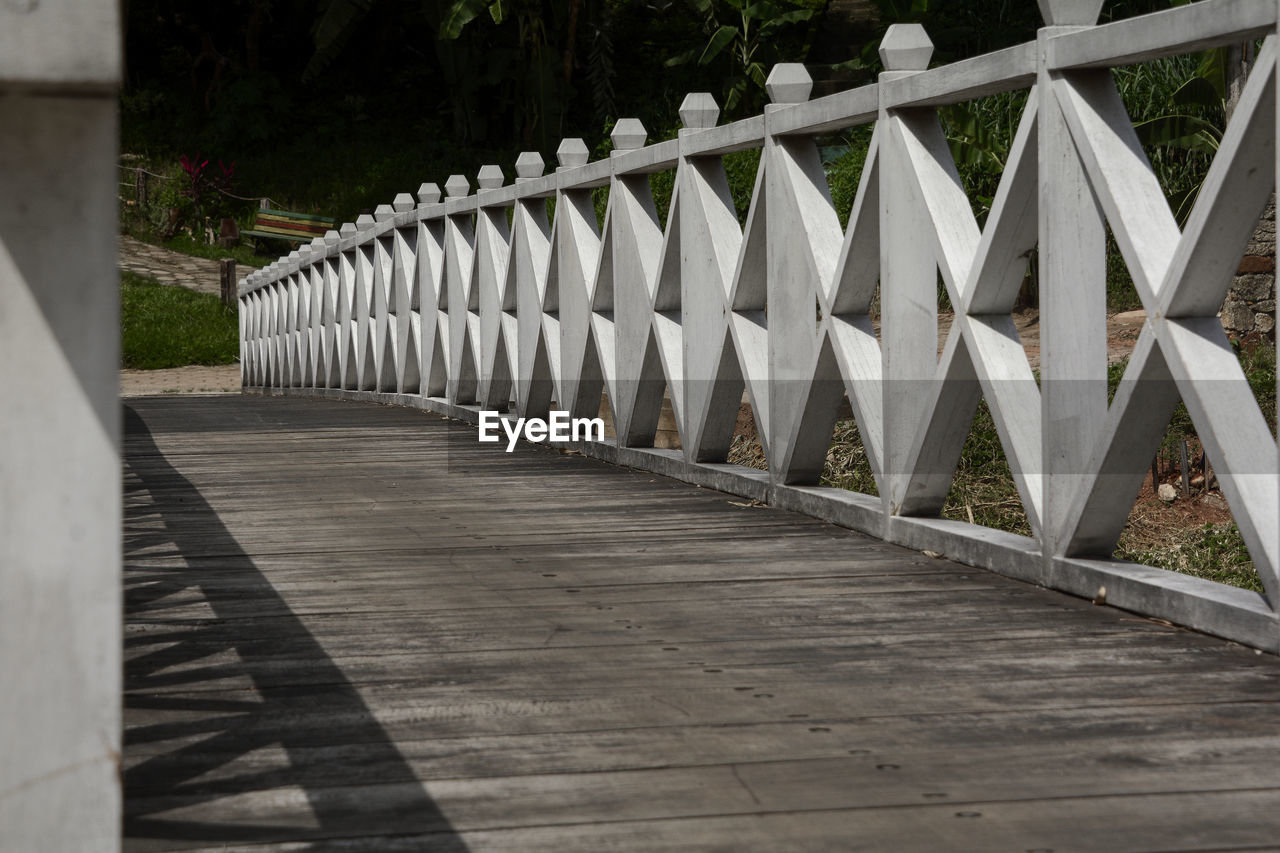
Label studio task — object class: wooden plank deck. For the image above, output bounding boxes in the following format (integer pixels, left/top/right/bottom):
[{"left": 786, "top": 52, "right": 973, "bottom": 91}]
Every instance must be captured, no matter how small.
[{"left": 123, "top": 394, "right": 1280, "bottom": 852}]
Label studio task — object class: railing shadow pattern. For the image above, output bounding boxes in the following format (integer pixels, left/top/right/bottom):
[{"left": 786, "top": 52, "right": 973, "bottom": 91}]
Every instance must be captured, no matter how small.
[{"left": 122, "top": 405, "right": 467, "bottom": 851}]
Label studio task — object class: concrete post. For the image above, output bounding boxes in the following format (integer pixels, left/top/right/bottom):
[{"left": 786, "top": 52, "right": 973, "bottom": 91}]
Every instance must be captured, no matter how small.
[{"left": 0, "top": 1, "right": 123, "bottom": 850}]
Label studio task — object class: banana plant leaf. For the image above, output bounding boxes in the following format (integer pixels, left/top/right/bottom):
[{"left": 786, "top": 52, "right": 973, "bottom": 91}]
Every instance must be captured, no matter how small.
[{"left": 1133, "top": 114, "right": 1221, "bottom": 153}]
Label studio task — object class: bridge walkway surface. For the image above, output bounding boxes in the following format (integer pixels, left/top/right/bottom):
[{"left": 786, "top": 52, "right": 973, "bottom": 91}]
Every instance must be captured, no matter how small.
[{"left": 122, "top": 394, "right": 1280, "bottom": 852}]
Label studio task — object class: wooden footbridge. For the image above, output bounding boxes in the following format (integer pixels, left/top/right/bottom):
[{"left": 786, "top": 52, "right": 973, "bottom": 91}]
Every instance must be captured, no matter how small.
[
  {"left": 121, "top": 394, "right": 1280, "bottom": 851},
  {"left": 7, "top": 1, "right": 1280, "bottom": 849}
]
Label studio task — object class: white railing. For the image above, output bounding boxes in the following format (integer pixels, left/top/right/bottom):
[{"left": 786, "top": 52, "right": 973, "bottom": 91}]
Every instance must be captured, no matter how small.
[{"left": 240, "top": 0, "right": 1280, "bottom": 652}]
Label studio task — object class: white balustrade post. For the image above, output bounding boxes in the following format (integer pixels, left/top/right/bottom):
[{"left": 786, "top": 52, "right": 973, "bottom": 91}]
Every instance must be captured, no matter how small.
[
  {"left": 390, "top": 193, "right": 421, "bottom": 395},
  {"left": 372, "top": 205, "right": 397, "bottom": 392},
  {"left": 594, "top": 119, "right": 647, "bottom": 439},
  {"left": 610, "top": 114, "right": 669, "bottom": 447},
  {"left": 349, "top": 215, "right": 375, "bottom": 391},
  {"left": 764, "top": 63, "right": 847, "bottom": 483},
  {"left": 1037, "top": 2, "right": 1108, "bottom": 569},
  {"left": 283, "top": 254, "right": 300, "bottom": 387},
  {"left": 262, "top": 271, "right": 273, "bottom": 386},
  {"left": 266, "top": 269, "right": 280, "bottom": 387},
  {"left": 295, "top": 247, "right": 313, "bottom": 387},
  {"left": 444, "top": 175, "right": 478, "bottom": 403},
  {"left": 253, "top": 276, "right": 265, "bottom": 387},
  {"left": 416, "top": 184, "right": 448, "bottom": 398},
  {"left": 554, "top": 138, "right": 604, "bottom": 419},
  {"left": 262, "top": 268, "right": 275, "bottom": 385},
  {"left": 878, "top": 29, "right": 941, "bottom": 513},
  {"left": 277, "top": 265, "right": 289, "bottom": 388},
  {"left": 338, "top": 223, "right": 360, "bottom": 390},
  {"left": 681, "top": 99, "right": 745, "bottom": 463},
  {"left": 308, "top": 238, "right": 326, "bottom": 388},
  {"left": 0, "top": 1, "right": 123, "bottom": 848},
  {"left": 322, "top": 230, "right": 342, "bottom": 388},
  {"left": 256, "top": 272, "right": 269, "bottom": 385},
  {"left": 239, "top": 280, "right": 252, "bottom": 386},
  {"left": 512, "top": 154, "right": 555, "bottom": 418},
  {"left": 476, "top": 165, "right": 514, "bottom": 410},
  {"left": 259, "top": 274, "right": 270, "bottom": 387}
]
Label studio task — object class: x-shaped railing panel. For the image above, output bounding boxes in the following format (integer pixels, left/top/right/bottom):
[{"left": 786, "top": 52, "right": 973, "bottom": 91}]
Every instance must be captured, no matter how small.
[
  {"left": 886, "top": 94, "right": 1043, "bottom": 532},
  {"left": 1049, "top": 42, "right": 1278, "bottom": 596}
]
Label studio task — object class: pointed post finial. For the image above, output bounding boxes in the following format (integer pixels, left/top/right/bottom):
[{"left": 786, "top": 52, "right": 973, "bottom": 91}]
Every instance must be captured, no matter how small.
[
  {"left": 444, "top": 174, "right": 470, "bottom": 199},
  {"left": 557, "top": 138, "right": 590, "bottom": 170},
  {"left": 417, "top": 182, "right": 441, "bottom": 204},
  {"left": 679, "top": 92, "right": 720, "bottom": 129},
  {"left": 1036, "top": 0, "right": 1103, "bottom": 25},
  {"left": 611, "top": 118, "right": 647, "bottom": 152},
  {"left": 515, "top": 151, "right": 545, "bottom": 181},
  {"left": 477, "top": 165, "right": 505, "bottom": 190},
  {"left": 878, "top": 24, "right": 934, "bottom": 71},
  {"left": 765, "top": 63, "right": 812, "bottom": 104}
]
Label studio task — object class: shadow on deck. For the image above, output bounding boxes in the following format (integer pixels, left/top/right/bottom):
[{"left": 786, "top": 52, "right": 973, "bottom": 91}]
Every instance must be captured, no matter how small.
[{"left": 123, "top": 404, "right": 465, "bottom": 851}]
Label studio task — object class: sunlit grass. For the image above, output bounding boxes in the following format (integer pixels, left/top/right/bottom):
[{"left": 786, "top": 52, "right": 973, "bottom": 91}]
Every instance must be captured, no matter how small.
[{"left": 121, "top": 272, "right": 239, "bottom": 369}]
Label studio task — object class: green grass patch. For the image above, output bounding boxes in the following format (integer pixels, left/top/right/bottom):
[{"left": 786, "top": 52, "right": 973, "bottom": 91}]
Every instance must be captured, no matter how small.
[
  {"left": 158, "top": 233, "right": 277, "bottom": 269},
  {"left": 121, "top": 272, "right": 239, "bottom": 369}
]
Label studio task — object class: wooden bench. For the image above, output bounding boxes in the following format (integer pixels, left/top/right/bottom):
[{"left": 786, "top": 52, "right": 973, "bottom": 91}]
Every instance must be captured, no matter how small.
[{"left": 242, "top": 207, "right": 335, "bottom": 247}]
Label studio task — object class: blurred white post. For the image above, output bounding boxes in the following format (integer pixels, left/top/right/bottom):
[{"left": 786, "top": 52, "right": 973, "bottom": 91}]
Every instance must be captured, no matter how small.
[{"left": 0, "top": 1, "right": 123, "bottom": 849}]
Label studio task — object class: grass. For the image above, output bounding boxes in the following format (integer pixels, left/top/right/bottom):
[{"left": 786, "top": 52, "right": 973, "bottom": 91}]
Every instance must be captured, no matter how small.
[
  {"left": 1117, "top": 523, "right": 1260, "bottom": 593},
  {"left": 157, "top": 233, "right": 277, "bottom": 269},
  {"left": 121, "top": 272, "right": 239, "bottom": 369}
]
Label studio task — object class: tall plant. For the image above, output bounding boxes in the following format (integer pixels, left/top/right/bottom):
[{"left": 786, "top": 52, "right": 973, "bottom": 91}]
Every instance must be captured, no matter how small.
[
  {"left": 665, "top": 0, "right": 820, "bottom": 116},
  {"left": 178, "top": 154, "right": 237, "bottom": 239}
]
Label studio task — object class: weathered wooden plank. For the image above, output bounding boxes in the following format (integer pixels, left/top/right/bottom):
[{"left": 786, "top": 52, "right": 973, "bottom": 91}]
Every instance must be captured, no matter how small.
[
  {"left": 123, "top": 396, "right": 1280, "bottom": 852},
  {"left": 183, "top": 789, "right": 1280, "bottom": 853},
  {"left": 126, "top": 748, "right": 1280, "bottom": 847},
  {"left": 123, "top": 698, "right": 1280, "bottom": 789}
]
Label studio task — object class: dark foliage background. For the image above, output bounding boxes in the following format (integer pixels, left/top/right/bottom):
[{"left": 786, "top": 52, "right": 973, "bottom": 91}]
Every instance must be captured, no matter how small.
[{"left": 120, "top": 0, "right": 1185, "bottom": 226}]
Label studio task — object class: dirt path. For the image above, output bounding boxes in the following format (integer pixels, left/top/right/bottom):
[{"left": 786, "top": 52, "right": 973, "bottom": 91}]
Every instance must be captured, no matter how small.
[
  {"left": 120, "top": 365, "right": 241, "bottom": 396},
  {"left": 118, "top": 235, "right": 223, "bottom": 296},
  {"left": 943, "top": 308, "right": 1149, "bottom": 370}
]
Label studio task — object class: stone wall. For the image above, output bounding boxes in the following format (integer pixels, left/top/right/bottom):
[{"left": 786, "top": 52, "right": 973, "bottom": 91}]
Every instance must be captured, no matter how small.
[{"left": 1222, "top": 197, "right": 1276, "bottom": 335}]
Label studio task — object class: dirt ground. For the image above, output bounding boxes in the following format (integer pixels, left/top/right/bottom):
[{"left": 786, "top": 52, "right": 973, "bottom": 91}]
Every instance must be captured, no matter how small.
[
  {"left": 941, "top": 307, "right": 1148, "bottom": 367},
  {"left": 120, "top": 364, "right": 241, "bottom": 396}
]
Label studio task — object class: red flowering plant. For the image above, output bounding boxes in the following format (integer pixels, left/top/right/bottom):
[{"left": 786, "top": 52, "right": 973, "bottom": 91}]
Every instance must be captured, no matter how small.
[{"left": 178, "top": 154, "right": 237, "bottom": 239}]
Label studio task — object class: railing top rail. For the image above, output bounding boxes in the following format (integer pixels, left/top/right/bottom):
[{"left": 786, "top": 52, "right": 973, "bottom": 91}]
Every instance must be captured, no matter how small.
[{"left": 1047, "top": 0, "right": 1274, "bottom": 70}]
